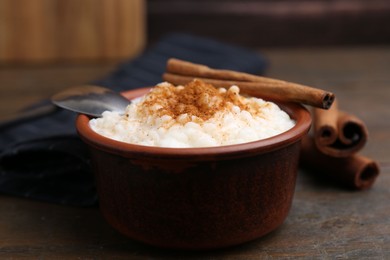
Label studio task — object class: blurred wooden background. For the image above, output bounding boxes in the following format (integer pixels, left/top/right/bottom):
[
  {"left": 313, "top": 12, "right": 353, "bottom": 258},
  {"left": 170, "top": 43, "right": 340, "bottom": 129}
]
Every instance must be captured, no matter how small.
[
  {"left": 0, "top": 0, "right": 145, "bottom": 63},
  {"left": 147, "top": 0, "right": 390, "bottom": 47},
  {"left": 1, "top": 0, "right": 390, "bottom": 63}
]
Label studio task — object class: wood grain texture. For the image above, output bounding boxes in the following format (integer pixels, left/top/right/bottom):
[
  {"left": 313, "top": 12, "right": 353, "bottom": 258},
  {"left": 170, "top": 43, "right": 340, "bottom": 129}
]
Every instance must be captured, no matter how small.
[
  {"left": 0, "top": 47, "right": 389, "bottom": 258},
  {"left": 0, "top": 0, "right": 146, "bottom": 63}
]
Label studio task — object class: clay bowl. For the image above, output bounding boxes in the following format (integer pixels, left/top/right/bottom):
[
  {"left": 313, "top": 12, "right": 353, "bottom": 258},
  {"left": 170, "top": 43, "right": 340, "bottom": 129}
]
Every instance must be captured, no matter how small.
[{"left": 76, "top": 87, "right": 312, "bottom": 250}]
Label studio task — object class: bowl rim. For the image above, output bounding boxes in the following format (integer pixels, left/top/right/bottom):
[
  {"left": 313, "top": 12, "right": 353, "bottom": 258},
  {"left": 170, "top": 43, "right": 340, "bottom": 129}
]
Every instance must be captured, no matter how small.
[{"left": 76, "top": 87, "right": 312, "bottom": 160}]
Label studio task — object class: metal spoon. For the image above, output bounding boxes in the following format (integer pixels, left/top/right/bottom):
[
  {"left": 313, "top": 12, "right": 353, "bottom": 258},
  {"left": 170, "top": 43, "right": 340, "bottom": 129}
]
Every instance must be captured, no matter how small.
[{"left": 51, "top": 85, "right": 130, "bottom": 117}]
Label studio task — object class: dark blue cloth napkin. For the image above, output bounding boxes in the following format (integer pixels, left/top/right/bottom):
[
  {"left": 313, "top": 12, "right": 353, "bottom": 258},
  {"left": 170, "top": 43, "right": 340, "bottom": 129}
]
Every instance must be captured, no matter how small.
[{"left": 0, "top": 34, "right": 267, "bottom": 206}]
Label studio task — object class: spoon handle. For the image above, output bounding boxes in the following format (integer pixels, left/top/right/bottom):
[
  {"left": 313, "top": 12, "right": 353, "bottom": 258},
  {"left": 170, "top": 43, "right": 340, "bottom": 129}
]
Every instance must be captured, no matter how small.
[{"left": 0, "top": 101, "right": 56, "bottom": 129}]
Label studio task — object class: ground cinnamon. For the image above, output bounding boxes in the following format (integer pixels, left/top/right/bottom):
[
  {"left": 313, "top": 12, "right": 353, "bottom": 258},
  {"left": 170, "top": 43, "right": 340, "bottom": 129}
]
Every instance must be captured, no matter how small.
[
  {"left": 164, "top": 58, "right": 335, "bottom": 109},
  {"left": 300, "top": 136, "right": 380, "bottom": 190},
  {"left": 140, "top": 80, "right": 247, "bottom": 121}
]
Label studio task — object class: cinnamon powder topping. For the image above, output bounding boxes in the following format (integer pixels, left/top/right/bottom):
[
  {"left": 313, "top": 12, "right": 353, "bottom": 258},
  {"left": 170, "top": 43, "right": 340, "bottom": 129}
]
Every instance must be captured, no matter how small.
[{"left": 139, "top": 79, "right": 249, "bottom": 121}]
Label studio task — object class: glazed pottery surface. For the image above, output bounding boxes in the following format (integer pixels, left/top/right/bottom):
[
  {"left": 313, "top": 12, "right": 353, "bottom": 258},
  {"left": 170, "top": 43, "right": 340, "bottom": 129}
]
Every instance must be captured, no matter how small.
[{"left": 76, "top": 87, "right": 312, "bottom": 249}]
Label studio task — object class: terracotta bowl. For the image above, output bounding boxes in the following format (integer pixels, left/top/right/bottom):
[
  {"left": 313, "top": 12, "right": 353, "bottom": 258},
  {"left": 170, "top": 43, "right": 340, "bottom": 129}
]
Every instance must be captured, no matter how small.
[{"left": 76, "top": 87, "right": 312, "bottom": 250}]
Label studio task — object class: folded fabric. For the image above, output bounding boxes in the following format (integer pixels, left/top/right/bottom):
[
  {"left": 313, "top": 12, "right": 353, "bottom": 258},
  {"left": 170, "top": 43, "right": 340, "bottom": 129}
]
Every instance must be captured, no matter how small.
[{"left": 0, "top": 33, "right": 267, "bottom": 206}]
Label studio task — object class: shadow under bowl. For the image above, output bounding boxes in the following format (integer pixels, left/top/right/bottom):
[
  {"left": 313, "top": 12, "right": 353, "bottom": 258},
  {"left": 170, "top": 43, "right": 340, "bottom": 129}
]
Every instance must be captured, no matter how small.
[{"left": 76, "top": 87, "right": 312, "bottom": 250}]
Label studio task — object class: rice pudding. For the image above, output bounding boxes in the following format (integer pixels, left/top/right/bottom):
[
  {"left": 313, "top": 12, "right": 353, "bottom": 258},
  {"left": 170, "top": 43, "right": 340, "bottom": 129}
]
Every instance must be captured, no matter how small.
[{"left": 89, "top": 79, "right": 295, "bottom": 148}]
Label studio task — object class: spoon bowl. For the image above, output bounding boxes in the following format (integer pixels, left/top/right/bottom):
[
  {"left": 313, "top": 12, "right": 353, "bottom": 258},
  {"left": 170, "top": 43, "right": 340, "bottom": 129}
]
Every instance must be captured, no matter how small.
[{"left": 51, "top": 85, "right": 130, "bottom": 117}]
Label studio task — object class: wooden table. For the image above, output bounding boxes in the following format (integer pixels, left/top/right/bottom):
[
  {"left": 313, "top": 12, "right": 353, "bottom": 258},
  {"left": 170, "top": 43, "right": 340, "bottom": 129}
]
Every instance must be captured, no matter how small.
[{"left": 0, "top": 47, "right": 389, "bottom": 258}]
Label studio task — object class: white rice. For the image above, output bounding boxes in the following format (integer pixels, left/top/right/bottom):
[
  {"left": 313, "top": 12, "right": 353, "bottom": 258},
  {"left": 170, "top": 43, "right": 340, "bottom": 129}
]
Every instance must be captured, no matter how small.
[{"left": 89, "top": 80, "right": 295, "bottom": 148}]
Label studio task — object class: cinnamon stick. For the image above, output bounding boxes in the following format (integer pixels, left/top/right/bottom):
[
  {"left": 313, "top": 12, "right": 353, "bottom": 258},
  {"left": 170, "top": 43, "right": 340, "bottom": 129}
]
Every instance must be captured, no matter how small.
[
  {"left": 313, "top": 101, "right": 368, "bottom": 157},
  {"left": 163, "top": 73, "right": 335, "bottom": 109},
  {"left": 313, "top": 98, "right": 339, "bottom": 146},
  {"left": 164, "top": 58, "right": 335, "bottom": 109},
  {"left": 337, "top": 111, "right": 368, "bottom": 147},
  {"left": 167, "top": 58, "right": 276, "bottom": 83},
  {"left": 300, "top": 136, "right": 380, "bottom": 190}
]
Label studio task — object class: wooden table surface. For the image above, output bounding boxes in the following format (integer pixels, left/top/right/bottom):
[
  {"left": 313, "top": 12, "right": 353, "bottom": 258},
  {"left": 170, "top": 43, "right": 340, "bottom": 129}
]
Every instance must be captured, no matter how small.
[{"left": 0, "top": 47, "right": 389, "bottom": 259}]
